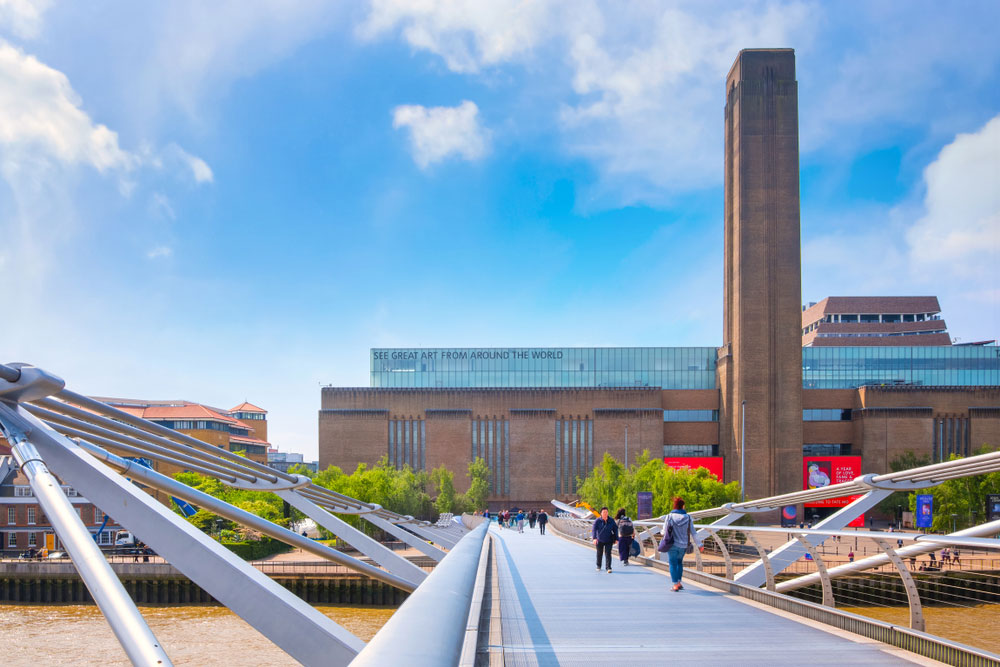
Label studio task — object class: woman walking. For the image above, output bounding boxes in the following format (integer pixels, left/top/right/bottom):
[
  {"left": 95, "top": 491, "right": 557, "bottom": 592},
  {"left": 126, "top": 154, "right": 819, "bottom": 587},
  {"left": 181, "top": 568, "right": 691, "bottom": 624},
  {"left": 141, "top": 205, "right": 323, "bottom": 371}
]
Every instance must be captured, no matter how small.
[
  {"left": 615, "top": 508, "right": 635, "bottom": 566},
  {"left": 662, "top": 497, "right": 700, "bottom": 591},
  {"left": 516, "top": 510, "right": 525, "bottom": 533}
]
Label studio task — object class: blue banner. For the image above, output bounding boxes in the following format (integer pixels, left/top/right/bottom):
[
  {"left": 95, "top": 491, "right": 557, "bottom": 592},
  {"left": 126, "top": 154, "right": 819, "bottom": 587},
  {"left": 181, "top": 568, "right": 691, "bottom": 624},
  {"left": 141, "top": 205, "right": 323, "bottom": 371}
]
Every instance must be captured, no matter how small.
[
  {"left": 916, "top": 494, "right": 934, "bottom": 528},
  {"left": 637, "top": 492, "right": 653, "bottom": 520}
]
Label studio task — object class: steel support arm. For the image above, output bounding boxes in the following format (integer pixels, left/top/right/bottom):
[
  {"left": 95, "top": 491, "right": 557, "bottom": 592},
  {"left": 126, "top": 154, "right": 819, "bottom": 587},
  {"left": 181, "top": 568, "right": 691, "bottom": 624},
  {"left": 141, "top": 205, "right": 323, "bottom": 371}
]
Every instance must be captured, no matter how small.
[
  {"left": 735, "top": 490, "right": 890, "bottom": 588},
  {"left": 362, "top": 513, "right": 448, "bottom": 562},
  {"left": 0, "top": 406, "right": 172, "bottom": 666},
  {"left": 278, "top": 489, "right": 426, "bottom": 586},
  {"left": 12, "top": 407, "right": 365, "bottom": 666}
]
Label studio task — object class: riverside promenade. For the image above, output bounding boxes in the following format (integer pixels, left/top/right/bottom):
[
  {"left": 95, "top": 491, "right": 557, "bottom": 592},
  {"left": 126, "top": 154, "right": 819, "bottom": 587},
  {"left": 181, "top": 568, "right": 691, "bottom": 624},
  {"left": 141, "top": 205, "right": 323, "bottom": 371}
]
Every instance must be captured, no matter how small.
[{"left": 486, "top": 524, "right": 929, "bottom": 666}]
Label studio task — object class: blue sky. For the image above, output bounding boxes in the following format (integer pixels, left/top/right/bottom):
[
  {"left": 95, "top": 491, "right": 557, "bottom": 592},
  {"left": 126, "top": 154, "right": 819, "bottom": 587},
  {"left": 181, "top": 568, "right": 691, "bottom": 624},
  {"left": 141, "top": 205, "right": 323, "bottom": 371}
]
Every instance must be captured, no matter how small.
[{"left": 2, "top": 1, "right": 998, "bottom": 459}]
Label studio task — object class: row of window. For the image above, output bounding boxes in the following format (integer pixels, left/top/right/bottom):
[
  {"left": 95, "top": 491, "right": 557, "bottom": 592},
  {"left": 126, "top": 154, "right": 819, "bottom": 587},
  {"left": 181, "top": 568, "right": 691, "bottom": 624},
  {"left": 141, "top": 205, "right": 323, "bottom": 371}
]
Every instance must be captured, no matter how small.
[
  {"left": 370, "top": 346, "right": 999, "bottom": 390},
  {"left": 555, "top": 419, "right": 593, "bottom": 495},
  {"left": 663, "top": 410, "right": 718, "bottom": 422},
  {"left": 472, "top": 419, "right": 510, "bottom": 495},
  {"left": 4, "top": 531, "right": 111, "bottom": 548},
  {"left": 388, "top": 419, "right": 426, "bottom": 472},
  {"left": 231, "top": 443, "right": 267, "bottom": 455},
  {"left": 663, "top": 445, "right": 718, "bottom": 457},
  {"left": 233, "top": 412, "right": 265, "bottom": 421},
  {"left": 814, "top": 330, "right": 942, "bottom": 339},
  {"left": 6, "top": 506, "right": 106, "bottom": 525},
  {"left": 802, "top": 444, "right": 852, "bottom": 456},
  {"left": 12, "top": 486, "right": 78, "bottom": 497},
  {"left": 802, "top": 409, "right": 852, "bottom": 421}
]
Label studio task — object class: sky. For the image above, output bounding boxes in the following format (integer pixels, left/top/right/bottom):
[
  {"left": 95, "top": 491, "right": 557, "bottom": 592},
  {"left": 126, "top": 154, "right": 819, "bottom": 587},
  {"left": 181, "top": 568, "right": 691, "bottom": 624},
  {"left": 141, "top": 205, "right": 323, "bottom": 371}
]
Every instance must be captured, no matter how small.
[{"left": 1, "top": 1, "right": 998, "bottom": 461}]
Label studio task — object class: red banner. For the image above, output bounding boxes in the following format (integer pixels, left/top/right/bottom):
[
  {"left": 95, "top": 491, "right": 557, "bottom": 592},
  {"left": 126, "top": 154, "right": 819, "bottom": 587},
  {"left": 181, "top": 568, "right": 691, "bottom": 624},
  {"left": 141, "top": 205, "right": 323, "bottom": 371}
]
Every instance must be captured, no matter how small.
[
  {"left": 663, "top": 456, "right": 724, "bottom": 481},
  {"left": 803, "top": 456, "right": 862, "bottom": 507}
]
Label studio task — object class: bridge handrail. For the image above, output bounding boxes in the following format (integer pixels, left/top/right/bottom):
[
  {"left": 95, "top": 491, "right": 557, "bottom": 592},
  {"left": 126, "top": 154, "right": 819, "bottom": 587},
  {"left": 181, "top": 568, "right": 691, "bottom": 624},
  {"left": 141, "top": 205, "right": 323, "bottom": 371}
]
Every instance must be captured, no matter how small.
[{"left": 350, "top": 521, "right": 490, "bottom": 667}]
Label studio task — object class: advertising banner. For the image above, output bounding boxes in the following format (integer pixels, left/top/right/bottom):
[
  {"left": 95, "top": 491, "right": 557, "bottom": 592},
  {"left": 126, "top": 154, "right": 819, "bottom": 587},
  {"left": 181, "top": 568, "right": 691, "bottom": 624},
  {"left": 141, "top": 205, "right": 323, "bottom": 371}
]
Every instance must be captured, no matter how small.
[
  {"left": 802, "top": 456, "right": 863, "bottom": 507},
  {"left": 780, "top": 506, "right": 798, "bottom": 527},
  {"left": 916, "top": 494, "right": 934, "bottom": 528},
  {"left": 637, "top": 492, "right": 653, "bottom": 520},
  {"left": 663, "top": 456, "right": 724, "bottom": 481},
  {"left": 988, "top": 494, "right": 1000, "bottom": 522}
]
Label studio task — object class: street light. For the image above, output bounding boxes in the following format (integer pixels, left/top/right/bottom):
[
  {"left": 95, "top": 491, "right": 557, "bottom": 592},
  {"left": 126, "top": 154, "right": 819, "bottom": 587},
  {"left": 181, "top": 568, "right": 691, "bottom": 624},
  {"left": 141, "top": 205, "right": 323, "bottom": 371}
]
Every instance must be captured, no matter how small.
[
  {"left": 951, "top": 513, "right": 958, "bottom": 534},
  {"left": 740, "top": 400, "right": 746, "bottom": 503},
  {"left": 624, "top": 424, "right": 628, "bottom": 468}
]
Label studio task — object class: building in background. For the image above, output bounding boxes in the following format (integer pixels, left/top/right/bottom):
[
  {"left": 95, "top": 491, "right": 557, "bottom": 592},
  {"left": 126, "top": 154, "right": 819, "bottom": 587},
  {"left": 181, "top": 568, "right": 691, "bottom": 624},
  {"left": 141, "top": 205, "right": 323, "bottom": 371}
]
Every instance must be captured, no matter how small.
[
  {"left": 802, "top": 297, "right": 951, "bottom": 347},
  {"left": 97, "top": 398, "right": 271, "bottom": 465},
  {"left": 317, "top": 49, "right": 1000, "bottom": 512},
  {"left": 267, "top": 448, "right": 318, "bottom": 474},
  {"left": 0, "top": 454, "right": 122, "bottom": 556}
]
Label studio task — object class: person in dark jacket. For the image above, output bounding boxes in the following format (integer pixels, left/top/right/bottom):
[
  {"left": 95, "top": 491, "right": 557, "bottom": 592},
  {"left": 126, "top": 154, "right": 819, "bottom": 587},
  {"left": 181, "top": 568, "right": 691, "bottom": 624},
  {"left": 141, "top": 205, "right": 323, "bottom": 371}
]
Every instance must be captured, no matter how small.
[
  {"left": 537, "top": 510, "right": 548, "bottom": 535},
  {"left": 592, "top": 506, "right": 618, "bottom": 573},
  {"left": 528, "top": 510, "right": 538, "bottom": 529},
  {"left": 615, "top": 508, "right": 635, "bottom": 566}
]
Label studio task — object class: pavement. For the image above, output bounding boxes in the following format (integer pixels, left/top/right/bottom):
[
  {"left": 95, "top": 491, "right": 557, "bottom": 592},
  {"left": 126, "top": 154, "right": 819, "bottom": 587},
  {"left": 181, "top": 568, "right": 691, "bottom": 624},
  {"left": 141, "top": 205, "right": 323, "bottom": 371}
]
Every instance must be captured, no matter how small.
[{"left": 488, "top": 523, "right": 933, "bottom": 666}]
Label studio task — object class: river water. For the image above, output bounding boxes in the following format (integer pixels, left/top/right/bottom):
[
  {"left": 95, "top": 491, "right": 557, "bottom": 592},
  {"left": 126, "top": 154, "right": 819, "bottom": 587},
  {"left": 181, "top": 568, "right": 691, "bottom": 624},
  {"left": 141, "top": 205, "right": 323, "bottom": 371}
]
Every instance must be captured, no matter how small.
[
  {"left": 1, "top": 604, "right": 395, "bottom": 665},
  {"left": 4, "top": 603, "right": 999, "bottom": 662}
]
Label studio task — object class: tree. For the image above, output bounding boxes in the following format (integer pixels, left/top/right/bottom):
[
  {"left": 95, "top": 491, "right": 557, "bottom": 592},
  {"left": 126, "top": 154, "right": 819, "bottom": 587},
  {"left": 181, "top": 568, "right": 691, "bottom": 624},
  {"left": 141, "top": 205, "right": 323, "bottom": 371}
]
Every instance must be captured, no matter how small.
[
  {"left": 430, "top": 466, "right": 459, "bottom": 516},
  {"left": 462, "top": 457, "right": 490, "bottom": 512},
  {"left": 875, "top": 450, "right": 932, "bottom": 518},
  {"left": 907, "top": 446, "right": 1000, "bottom": 532},
  {"left": 577, "top": 451, "right": 740, "bottom": 518}
]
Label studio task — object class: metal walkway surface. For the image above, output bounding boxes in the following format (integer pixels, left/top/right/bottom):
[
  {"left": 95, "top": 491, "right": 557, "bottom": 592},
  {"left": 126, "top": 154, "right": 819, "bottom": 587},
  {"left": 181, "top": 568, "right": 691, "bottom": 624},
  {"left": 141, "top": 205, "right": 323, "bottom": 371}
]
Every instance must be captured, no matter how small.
[{"left": 489, "top": 525, "right": 926, "bottom": 666}]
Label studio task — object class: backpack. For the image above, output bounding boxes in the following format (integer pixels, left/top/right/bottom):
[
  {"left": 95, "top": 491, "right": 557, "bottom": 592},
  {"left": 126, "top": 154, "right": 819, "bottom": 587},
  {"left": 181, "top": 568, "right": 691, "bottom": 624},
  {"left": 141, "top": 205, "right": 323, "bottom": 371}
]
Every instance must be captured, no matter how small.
[{"left": 619, "top": 517, "right": 634, "bottom": 537}]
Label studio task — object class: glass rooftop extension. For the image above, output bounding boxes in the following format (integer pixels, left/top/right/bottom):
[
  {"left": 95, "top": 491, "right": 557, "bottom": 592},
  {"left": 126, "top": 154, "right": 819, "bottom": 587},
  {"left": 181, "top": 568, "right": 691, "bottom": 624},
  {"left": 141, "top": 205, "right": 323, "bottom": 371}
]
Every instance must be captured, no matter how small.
[
  {"left": 370, "top": 347, "right": 717, "bottom": 389},
  {"left": 369, "top": 346, "right": 1000, "bottom": 390}
]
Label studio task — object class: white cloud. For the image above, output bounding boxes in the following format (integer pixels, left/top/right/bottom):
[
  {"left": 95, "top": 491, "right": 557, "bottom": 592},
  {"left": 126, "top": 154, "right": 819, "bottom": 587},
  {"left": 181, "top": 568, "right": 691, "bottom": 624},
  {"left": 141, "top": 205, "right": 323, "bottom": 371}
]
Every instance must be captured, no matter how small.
[
  {"left": 359, "top": 0, "right": 568, "bottom": 73},
  {"left": 146, "top": 245, "right": 173, "bottom": 259},
  {"left": 906, "top": 113, "right": 1000, "bottom": 282},
  {"left": 0, "top": 0, "right": 52, "bottom": 39},
  {"left": 392, "top": 100, "right": 489, "bottom": 168},
  {"left": 164, "top": 143, "right": 214, "bottom": 184},
  {"left": 0, "top": 41, "right": 135, "bottom": 175},
  {"left": 362, "top": 1, "right": 813, "bottom": 198}
]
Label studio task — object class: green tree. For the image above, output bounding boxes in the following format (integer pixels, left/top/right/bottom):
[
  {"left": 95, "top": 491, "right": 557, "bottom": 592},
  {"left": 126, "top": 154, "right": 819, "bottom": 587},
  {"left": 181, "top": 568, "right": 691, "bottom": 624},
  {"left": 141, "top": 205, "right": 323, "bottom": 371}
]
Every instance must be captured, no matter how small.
[
  {"left": 461, "top": 457, "right": 490, "bottom": 512},
  {"left": 907, "top": 446, "right": 1000, "bottom": 532},
  {"left": 577, "top": 451, "right": 740, "bottom": 519},
  {"left": 430, "top": 465, "right": 459, "bottom": 515}
]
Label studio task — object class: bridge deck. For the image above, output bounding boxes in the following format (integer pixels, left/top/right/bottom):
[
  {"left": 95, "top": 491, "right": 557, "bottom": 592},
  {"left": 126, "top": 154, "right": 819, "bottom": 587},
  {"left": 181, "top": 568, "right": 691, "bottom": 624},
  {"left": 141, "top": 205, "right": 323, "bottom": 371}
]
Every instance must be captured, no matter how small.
[{"left": 489, "top": 524, "right": 925, "bottom": 666}]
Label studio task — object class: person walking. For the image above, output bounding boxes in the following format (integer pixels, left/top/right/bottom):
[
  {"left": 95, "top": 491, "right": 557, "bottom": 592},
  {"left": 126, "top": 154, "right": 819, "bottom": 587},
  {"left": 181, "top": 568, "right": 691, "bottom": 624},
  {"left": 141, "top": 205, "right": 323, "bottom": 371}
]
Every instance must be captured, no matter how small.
[
  {"left": 516, "top": 510, "right": 525, "bottom": 533},
  {"left": 528, "top": 509, "right": 538, "bottom": 530},
  {"left": 592, "top": 506, "right": 618, "bottom": 573},
  {"left": 538, "top": 509, "right": 548, "bottom": 535},
  {"left": 615, "top": 508, "right": 635, "bottom": 566},
  {"left": 661, "top": 497, "right": 700, "bottom": 591}
]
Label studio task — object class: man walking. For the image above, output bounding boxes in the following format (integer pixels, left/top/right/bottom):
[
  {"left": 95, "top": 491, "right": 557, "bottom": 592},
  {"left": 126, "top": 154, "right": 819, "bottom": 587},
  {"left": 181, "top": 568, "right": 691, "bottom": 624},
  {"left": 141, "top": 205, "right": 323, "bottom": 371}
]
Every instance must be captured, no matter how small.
[
  {"left": 592, "top": 506, "right": 618, "bottom": 573},
  {"left": 528, "top": 509, "right": 537, "bottom": 530},
  {"left": 538, "top": 509, "right": 548, "bottom": 535}
]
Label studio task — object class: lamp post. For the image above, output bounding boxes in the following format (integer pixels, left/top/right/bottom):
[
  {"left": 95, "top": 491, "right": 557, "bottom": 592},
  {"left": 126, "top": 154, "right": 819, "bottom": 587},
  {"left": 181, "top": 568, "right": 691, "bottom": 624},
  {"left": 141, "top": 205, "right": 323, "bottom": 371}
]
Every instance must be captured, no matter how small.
[
  {"left": 624, "top": 424, "right": 629, "bottom": 468},
  {"left": 951, "top": 513, "right": 958, "bottom": 534},
  {"left": 740, "top": 400, "right": 746, "bottom": 503}
]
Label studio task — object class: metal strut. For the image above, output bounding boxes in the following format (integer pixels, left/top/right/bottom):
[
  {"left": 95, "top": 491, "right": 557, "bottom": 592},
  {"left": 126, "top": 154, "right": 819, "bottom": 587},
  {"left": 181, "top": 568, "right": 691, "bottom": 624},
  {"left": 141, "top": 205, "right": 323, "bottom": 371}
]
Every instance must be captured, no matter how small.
[{"left": 0, "top": 404, "right": 173, "bottom": 666}]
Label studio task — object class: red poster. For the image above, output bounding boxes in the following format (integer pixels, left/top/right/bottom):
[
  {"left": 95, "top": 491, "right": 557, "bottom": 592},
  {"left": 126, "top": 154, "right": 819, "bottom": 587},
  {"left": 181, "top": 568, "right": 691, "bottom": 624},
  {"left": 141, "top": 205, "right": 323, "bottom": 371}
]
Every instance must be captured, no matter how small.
[
  {"left": 663, "top": 456, "right": 724, "bottom": 481},
  {"left": 803, "top": 456, "right": 862, "bottom": 507}
]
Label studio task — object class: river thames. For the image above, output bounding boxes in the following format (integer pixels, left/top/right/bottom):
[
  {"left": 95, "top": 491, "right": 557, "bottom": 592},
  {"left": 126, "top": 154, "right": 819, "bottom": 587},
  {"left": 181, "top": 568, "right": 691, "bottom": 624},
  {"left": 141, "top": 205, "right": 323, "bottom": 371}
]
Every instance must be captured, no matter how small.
[
  {"left": 4, "top": 602, "right": 1000, "bottom": 664},
  {"left": 1, "top": 604, "right": 395, "bottom": 665}
]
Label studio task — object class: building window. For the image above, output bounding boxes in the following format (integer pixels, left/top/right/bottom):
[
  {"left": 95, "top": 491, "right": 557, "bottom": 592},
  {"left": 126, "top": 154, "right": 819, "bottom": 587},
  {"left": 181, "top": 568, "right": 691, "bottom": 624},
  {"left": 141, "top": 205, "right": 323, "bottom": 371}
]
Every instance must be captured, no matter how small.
[
  {"left": 27, "top": 507, "right": 36, "bottom": 525},
  {"left": 802, "top": 444, "right": 852, "bottom": 456},
  {"left": 97, "top": 531, "right": 112, "bottom": 546},
  {"left": 663, "top": 445, "right": 717, "bottom": 457},
  {"left": 14, "top": 486, "right": 32, "bottom": 497},
  {"left": 663, "top": 410, "right": 719, "bottom": 422},
  {"left": 7, "top": 532, "right": 16, "bottom": 548},
  {"left": 7, "top": 507, "right": 15, "bottom": 525},
  {"left": 95, "top": 508, "right": 105, "bottom": 524},
  {"left": 28, "top": 532, "right": 37, "bottom": 547},
  {"left": 802, "top": 409, "right": 851, "bottom": 421}
]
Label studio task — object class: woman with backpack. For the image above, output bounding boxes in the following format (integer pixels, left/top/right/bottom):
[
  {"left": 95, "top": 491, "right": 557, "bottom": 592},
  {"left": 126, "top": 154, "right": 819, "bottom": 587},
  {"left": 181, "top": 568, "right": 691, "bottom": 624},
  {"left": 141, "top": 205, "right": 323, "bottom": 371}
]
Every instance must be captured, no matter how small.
[
  {"left": 615, "top": 508, "right": 635, "bottom": 566},
  {"left": 660, "top": 497, "right": 701, "bottom": 591}
]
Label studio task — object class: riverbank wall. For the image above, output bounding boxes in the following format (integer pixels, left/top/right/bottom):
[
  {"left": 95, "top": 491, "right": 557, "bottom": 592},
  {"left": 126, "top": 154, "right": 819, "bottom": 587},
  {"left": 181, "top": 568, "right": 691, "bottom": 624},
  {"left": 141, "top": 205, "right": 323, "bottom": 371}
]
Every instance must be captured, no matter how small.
[{"left": 0, "top": 562, "right": 410, "bottom": 606}]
